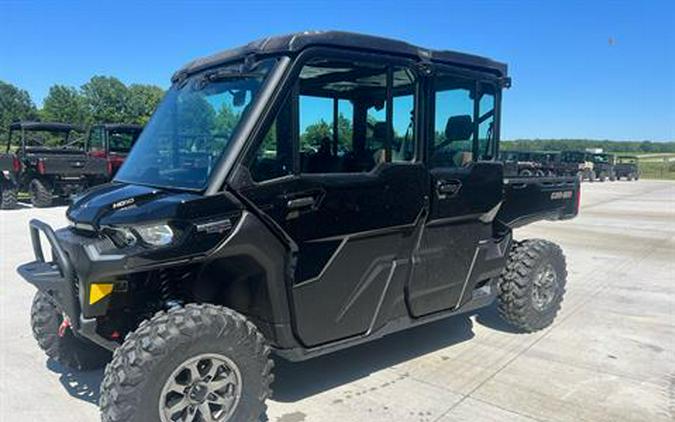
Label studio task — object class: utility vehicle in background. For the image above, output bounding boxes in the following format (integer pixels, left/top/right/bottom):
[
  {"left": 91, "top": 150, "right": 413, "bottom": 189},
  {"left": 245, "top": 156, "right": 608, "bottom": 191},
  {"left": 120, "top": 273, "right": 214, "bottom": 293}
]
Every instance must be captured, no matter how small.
[
  {"left": 500, "top": 150, "right": 544, "bottom": 176},
  {"left": 86, "top": 124, "right": 143, "bottom": 177},
  {"left": 18, "top": 32, "right": 580, "bottom": 422},
  {"left": 614, "top": 155, "right": 640, "bottom": 180},
  {"left": 6, "top": 122, "right": 108, "bottom": 207},
  {"left": 588, "top": 152, "right": 616, "bottom": 182},
  {"left": 559, "top": 150, "right": 595, "bottom": 181}
]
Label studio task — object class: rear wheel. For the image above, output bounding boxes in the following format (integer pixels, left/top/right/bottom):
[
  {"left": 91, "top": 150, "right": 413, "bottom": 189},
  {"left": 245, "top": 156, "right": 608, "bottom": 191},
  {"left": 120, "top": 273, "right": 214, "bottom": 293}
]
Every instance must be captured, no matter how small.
[
  {"left": 29, "top": 178, "right": 53, "bottom": 207},
  {"left": 519, "top": 169, "right": 533, "bottom": 177},
  {"left": 1, "top": 187, "right": 17, "bottom": 209},
  {"left": 497, "top": 239, "right": 567, "bottom": 332},
  {"left": 30, "top": 291, "right": 111, "bottom": 370},
  {"left": 100, "top": 304, "right": 273, "bottom": 422}
]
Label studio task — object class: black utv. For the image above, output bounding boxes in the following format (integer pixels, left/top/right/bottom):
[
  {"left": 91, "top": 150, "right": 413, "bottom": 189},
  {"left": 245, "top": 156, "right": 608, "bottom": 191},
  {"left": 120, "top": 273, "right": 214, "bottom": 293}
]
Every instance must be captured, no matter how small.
[
  {"left": 7, "top": 122, "right": 109, "bottom": 207},
  {"left": 614, "top": 155, "right": 640, "bottom": 180},
  {"left": 499, "top": 150, "right": 545, "bottom": 177},
  {"left": 18, "top": 32, "right": 580, "bottom": 422},
  {"left": 588, "top": 152, "right": 616, "bottom": 182},
  {"left": 559, "top": 150, "right": 595, "bottom": 181}
]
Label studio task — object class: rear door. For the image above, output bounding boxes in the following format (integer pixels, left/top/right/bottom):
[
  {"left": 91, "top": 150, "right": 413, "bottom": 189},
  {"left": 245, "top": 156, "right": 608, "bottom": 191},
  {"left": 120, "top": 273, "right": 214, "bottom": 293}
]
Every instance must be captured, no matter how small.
[
  {"left": 407, "top": 67, "right": 503, "bottom": 316},
  {"left": 235, "top": 50, "right": 426, "bottom": 346}
]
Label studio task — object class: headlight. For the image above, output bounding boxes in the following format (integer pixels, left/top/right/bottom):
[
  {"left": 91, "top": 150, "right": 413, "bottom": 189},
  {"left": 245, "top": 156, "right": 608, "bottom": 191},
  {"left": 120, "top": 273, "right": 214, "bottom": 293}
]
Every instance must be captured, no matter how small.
[{"left": 134, "top": 224, "right": 174, "bottom": 246}]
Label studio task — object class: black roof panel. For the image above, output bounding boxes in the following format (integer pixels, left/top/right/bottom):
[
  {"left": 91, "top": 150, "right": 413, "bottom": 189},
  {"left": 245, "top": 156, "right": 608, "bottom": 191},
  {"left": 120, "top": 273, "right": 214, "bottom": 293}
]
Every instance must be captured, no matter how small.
[
  {"left": 94, "top": 123, "right": 144, "bottom": 131},
  {"left": 9, "top": 121, "right": 83, "bottom": 132},
  {"left": 174, "top": 31, "right": 508, "bottom": 81}
]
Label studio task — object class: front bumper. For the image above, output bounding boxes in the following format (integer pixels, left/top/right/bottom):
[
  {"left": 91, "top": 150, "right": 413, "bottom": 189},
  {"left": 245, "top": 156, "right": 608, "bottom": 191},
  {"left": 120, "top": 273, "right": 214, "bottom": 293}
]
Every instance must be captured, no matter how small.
[{"left": 17, "top": 219, "right": 120, "bottom": 351}]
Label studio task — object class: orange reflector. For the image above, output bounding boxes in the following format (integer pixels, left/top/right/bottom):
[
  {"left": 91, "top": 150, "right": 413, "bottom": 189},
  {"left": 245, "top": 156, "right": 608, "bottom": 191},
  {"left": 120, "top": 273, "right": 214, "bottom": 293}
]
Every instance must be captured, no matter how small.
[{"left": 89, "top": 283, "right": 114, "bottom": 305}]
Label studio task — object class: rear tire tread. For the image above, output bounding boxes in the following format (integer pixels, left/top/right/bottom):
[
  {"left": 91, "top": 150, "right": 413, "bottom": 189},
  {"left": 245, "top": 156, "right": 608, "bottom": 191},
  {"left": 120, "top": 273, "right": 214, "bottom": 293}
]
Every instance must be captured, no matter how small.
[{"left": 497, "top": 239, "right": 567, "bottom": 332}]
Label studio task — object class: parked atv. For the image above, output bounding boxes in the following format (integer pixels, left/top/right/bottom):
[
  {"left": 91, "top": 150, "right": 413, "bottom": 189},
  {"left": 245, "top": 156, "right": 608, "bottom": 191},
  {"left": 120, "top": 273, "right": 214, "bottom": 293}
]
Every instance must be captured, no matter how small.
[
  {"left": 559, "top": 150, "right": 595, "bottom": 181},
  {"left": 0, "top": 151, "right": 20, "bottom": 209},
  {"left": 7, "top": 122, "right": 108, "bottom": 207},
  {"left": 530, "top": 151, "right": 562, "bottom": 176},
  {"left": 614, "top": 155, "right": 640, "bottom": 181},
  {"left": 18, "top": 32, "right": 580, "bottom": 422},
  {"left": 588, "top": 153, "right": 616, "bottom": 182},
  {"left": 86, "top": 124, "right": 143, "bottom": 177},
  {"left": 500, "top": 150, "right": 546, "bottom": 177}
]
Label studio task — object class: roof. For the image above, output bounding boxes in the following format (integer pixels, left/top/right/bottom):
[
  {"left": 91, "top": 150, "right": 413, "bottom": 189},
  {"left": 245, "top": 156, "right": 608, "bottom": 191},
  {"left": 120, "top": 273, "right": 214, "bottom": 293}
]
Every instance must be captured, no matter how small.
[
  {"left": 9, "top": 121, "right": 83, "bottom": 132},
  {"left": 94, "top": 123, "right": 144, "bottom": 132},
  {"left": 174, "top": 31, "right": 508, "bottom": 81}
]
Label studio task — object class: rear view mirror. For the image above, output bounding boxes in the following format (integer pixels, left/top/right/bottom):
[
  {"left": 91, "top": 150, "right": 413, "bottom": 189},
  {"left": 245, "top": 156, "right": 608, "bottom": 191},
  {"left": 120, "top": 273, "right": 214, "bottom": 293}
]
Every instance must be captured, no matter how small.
[{"left": 233, "top": 90, "right": 247, "bottom": 107}]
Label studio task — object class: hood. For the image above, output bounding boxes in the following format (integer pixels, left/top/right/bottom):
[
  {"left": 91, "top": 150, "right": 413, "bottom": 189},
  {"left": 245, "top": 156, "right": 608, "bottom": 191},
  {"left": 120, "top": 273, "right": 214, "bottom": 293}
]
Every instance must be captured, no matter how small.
[{"left": 67, "top": 182, "right": 242, "bottom": 228}]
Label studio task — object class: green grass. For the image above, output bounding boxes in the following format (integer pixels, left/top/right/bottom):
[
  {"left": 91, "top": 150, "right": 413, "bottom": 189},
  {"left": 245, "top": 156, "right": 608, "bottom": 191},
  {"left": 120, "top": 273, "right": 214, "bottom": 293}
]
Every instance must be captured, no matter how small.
[{"left": 631, "top": 153, "right": 675, "bottom": 180}]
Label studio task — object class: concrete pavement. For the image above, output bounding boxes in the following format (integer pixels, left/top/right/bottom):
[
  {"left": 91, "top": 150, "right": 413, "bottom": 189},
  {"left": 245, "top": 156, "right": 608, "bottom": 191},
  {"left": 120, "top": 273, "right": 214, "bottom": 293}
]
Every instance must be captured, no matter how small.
[{"left": 1, "top": 180, "right": 673, "bottom": 421}]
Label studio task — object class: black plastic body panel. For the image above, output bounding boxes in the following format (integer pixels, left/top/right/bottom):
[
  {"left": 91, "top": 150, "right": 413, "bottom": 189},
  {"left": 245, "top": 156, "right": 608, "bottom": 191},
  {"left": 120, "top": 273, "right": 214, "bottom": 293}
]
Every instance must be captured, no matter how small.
[{"left": 498, "top": 176, "right": 580, "bottom": 228}]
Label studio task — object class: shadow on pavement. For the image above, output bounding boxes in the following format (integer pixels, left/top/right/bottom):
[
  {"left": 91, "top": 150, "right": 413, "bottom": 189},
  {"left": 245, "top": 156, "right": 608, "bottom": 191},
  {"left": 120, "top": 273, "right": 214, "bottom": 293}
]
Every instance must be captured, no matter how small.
[
  {"left": 47, "top": 358, "right": 103, "bottom": 405},
  {"left": 45, "top": 310, "right": 503, "bottom": 408},
  {"left": 271, "top": 314, "right": 474, "bottom": 402},
  {"left": 473, "top": 302, "right": 522, "bottom": 334}
]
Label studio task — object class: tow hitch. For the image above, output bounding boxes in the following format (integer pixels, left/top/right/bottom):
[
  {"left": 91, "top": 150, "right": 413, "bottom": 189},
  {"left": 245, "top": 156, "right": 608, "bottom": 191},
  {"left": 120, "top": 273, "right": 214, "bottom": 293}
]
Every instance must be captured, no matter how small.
[{"left": 57, "top": 317, "right": 71, "bottom": 338}]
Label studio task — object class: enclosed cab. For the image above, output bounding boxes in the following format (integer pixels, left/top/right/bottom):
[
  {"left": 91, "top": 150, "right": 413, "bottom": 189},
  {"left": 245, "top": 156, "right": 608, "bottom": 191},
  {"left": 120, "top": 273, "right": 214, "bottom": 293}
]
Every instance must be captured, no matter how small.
[
  {"left": 86, "top": 123, "right": 143, "bottom": 177},
  {"left": 614, "top": 155, "right": 640, "bottom": 181},
  {"left": 6, "top": 122, "right": 109, "bottom": 207},
  {"left": 17, "top": 32, "right": 580, "bottom": 422}
]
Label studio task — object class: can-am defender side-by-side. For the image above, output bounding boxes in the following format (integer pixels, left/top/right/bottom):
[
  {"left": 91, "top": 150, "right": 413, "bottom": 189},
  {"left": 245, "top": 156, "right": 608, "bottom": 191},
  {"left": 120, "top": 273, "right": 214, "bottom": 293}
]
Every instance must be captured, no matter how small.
[
  {"left": 86, "top": 124, "right": 143, "bottom": 177},
  {"left": 18, "top": 32, "right": 580, "bottom": 422},
  {"left": 7, "top": 122, "right": 109, "bottom": 207},
  {"left": 614, "top": 155, "right": 640, "bottom": 180}
]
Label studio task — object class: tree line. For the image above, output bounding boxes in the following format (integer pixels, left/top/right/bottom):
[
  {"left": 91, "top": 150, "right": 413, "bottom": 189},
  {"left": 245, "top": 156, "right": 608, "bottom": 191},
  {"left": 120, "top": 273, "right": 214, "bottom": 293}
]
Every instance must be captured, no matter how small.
[
  {"left": 502, "top": 138, "right": 675, "bottom": 154},
  {"left": 2, "top": 78, "right": 673, "bottom": 153},
  {"left": 0, "top": 78, "right": 164, "bottom": 138}
]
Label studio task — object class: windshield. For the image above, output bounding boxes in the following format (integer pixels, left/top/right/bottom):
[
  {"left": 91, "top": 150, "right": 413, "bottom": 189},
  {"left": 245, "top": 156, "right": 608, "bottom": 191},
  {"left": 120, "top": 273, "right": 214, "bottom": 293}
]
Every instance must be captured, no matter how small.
[
  {"left": 109, "top": 129, "right": 142, "bottom": 154},
  {"left": 115, "top": 59, "right": 277, "bottom": 190}
]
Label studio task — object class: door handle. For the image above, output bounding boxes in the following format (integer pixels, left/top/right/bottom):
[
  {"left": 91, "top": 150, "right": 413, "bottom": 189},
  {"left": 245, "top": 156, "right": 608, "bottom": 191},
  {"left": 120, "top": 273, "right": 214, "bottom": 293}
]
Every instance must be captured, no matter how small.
[
  {"left": 436, "top": 180, "right": 462, "bottom": 197},
  {"left": 287, "top": 196, "right": 315, "bottom": 209}
]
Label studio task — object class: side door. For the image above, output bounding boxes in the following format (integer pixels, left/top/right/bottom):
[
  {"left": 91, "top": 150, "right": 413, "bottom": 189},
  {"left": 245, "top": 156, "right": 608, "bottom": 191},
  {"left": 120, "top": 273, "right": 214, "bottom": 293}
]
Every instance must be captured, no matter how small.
[
  {"left": 234, "top": 50, "right": 427, "bottom": 346},
  {"left": 407, "top": 67, "right": 503, "bottom": 317}
]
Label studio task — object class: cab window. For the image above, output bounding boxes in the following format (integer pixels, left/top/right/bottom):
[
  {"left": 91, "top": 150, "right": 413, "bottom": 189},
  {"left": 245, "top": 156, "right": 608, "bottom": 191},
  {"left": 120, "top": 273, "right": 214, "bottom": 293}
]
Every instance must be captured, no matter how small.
[
  {"left": 432, "top": 75, "right": 475, "bottom": 168},
  {"left": 431, "top": 71, "right": 499, "bottom": 168},
  {"left": 250, "top": 58, "right": 418, "bottom": 181}
]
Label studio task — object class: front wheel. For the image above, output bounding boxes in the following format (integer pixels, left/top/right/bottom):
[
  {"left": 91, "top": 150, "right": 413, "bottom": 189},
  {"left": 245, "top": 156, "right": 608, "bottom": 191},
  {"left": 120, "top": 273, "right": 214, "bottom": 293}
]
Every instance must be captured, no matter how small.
[
  {"left": 100, "top": 304, "right": 274, "bottom": 422},
  {"left": 497, "top": 239, "right": 567, "bottom": 332},
  {"left": 31, "top": 291, "right": 111, "bottom": 370}
]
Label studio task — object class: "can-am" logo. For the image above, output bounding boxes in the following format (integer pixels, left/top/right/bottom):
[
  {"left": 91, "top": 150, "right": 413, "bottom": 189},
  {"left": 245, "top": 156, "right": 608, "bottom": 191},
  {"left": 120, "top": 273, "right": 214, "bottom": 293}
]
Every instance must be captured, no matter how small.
[
  {"left": 112, "top": 197, "right": 136, "bottom": 209},
  {"left": 550, "top": 191, "right": 573, "bottom": 200}
]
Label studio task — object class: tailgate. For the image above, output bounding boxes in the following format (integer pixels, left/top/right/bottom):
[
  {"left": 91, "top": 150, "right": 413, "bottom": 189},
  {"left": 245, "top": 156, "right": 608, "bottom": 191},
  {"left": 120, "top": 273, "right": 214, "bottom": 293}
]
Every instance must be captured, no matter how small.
[
  {"left": 35, "top": 154, "right": 107, "bottom": 176},
  {"left": 497, "top": 176, "right": 580, "bottom": 228}
]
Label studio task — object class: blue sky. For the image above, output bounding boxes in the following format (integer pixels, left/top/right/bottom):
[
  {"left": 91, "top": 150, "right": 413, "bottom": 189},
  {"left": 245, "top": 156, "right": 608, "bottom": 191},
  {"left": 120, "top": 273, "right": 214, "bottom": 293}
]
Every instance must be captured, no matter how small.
[{"left": 1, "top": 0, "right": 673, "bottom": 141}]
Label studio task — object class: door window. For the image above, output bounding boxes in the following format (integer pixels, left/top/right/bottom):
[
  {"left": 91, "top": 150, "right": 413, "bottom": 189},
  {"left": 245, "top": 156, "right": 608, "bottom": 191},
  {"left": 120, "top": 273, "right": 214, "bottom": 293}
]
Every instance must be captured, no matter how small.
[
  {"left": 298, "top": 60, "right": 417, "bottom": 173},
  {"left": 432, "top": 76, "right": 475, "bottom": 168},
  {"left": 249, "top": 96, "right": 294, "bottom": 182},
  {"left": 88, "top": 127, "right": 105, "bottom": 153},
  {"left": 477, "top": 84, "right": 496, "bottom": 161}
]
